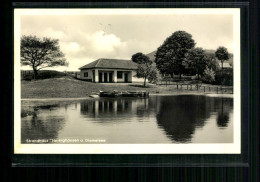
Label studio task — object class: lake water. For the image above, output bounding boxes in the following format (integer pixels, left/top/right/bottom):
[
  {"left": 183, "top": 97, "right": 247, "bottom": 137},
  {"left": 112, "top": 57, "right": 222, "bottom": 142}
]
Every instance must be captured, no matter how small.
[{"left": 21, "top": 95, "right": 233, "bottom": 144}]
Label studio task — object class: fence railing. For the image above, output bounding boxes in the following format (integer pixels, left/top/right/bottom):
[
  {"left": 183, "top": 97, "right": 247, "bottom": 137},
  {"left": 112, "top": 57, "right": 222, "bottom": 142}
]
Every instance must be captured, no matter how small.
[
  {"left": 157, "top": 81, "right": 233, "bottom": 94},
  {"left": 21, "top": 70, "right": 33, "bottom": 77}
]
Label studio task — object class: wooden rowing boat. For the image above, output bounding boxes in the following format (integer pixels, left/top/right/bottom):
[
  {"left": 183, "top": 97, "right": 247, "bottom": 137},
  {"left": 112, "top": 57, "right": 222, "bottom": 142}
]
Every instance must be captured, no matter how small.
[{"left": 98, "top": 90, "right": 149, "bottom": 98}]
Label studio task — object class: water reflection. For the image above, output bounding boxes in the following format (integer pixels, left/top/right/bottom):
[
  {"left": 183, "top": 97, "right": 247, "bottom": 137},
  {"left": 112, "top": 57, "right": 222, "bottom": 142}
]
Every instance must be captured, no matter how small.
[
  {"left": 216, "top": 98, "right": 231, "bottom": 128},
  {"left": 217, "top": 112, "right": 229, "bottom": 128},
  {"left": 21, "top": 95, "right": 233, "bottom": 144},
  {"left": 156, "top": 95, "right": 233, "bottom": 143},
  {"left": 21, "top": 105, "right": 65, "bottom": 143},
  {"left": 156, "top": 96, "right": 209, "bottom": 142},
  {"left": 80, "top": 98, "right": 150, "bottom": 121}
]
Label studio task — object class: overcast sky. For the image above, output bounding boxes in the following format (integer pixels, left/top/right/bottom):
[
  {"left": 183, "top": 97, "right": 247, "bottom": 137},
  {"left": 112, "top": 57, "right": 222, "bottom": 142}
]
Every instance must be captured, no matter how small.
[{"left": 20, "top": 13, "right": 233, "bottom": 71}]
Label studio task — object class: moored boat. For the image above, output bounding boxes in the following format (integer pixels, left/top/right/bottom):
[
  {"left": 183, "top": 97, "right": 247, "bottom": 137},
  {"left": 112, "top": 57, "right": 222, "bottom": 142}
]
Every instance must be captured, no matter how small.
[
  {"left": 99, "top": 90, "right": 149, "bottom": 98},
  {"left": 89, "top": 92, "right": 100, "bottom": 98},
  {"left": 99, "top": 91, "right": 121, "bottom": 97},
  {"left": 89, "top": 94, "right": 100, "bottom": 98}
]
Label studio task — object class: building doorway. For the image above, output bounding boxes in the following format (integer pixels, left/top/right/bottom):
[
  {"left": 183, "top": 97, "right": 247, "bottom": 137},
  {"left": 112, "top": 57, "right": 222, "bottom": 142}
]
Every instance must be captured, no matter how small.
[
  {"left": 104, "top": 73, "right": 108, "bottom": 83},
  {"left": 92, "top": 70, "right": 95, "bottom": 82},
  {"left": 99, "top": 72, "right": 102, "bottom": 82},
  {"left": 109, "top": 73, "right": 113, "bottom": 83},
  {"left": 124, "top": 73, "right": 128, "bottom": 83}
]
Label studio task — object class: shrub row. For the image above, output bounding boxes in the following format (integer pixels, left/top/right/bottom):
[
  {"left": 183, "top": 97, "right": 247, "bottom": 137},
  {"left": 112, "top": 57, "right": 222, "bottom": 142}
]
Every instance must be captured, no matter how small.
[
  {"left": 214, "top": 72, "right": 233, "bottom": 86},
  {"left": 22, "top": 70, "right": 66, "bottom": 80}
]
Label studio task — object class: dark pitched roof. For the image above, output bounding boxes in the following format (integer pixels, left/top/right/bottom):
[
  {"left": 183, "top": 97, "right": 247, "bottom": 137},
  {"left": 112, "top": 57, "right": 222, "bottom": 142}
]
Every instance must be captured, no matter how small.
[{"left": 79, "top": 58, "right": 138, "bottom": 70}]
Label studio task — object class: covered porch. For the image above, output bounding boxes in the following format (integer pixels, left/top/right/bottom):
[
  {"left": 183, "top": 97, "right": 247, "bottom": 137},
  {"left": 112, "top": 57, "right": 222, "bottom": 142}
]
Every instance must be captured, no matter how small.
[{"left": 92, "top": 69, "right": 133, "bottom": 83}]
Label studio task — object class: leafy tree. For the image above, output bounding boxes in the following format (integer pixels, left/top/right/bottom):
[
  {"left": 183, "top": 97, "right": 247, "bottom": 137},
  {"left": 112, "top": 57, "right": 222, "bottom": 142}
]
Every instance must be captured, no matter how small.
[
  {"left": 215, "top": 46, "right": 229, "bottom": 72},
  {"left": 214, "top": 72, "right": 233, "bottom": 86},
  {"left": 201, "top": 66, "right": 216, "bottom": 84},
  {"left": 21, "top": 35, "right": 68, "bottom": 79},
  {"left": 131, "top": 52, "right": 153, "bottom": 87},
  {"left": 148, "top": 65, "right": 161, "bottom": 84},
  {"left": 183, "top": 48, "right": 208, "bottom": 80},
  {"left": 155, "top": 31, "right": 195, "bottom": 79},
  {"left": 205, "top": 54, "right": 219, "bottom": 71}
]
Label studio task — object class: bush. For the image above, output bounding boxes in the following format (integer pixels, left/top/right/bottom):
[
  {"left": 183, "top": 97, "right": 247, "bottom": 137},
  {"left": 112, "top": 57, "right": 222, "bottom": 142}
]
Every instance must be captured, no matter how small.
[
  {"left": 202, "top": 66, "right": 215, "bottom": 84},
  {"left": 189, "top": 80, "right": 202, "bottom": 84},
  {"left": 21, "top": 70, "right": 66, "bottom": 80},
  {"left": 22, "top": 74, "right": 34, "bottom": 81},
  {"left": 37, "top": 70, "right": 66, "bottom": 79},
  {"left": 148, "top": 69, "right": 161, "bottom": 84},
  {"left": 214, "top": 71, "right": 233, "bottom": 86}
]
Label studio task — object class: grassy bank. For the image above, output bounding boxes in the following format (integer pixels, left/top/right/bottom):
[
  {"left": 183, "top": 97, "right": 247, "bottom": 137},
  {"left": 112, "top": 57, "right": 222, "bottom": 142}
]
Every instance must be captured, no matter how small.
[{"left": 21, "top": 76, "right": 232, "bottom": 98}]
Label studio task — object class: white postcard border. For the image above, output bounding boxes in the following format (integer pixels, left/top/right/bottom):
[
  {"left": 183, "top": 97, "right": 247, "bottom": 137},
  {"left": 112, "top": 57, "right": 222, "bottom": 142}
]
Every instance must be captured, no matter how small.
[{"left": 14, "top": 8, "right": 241, "bottom": 154}]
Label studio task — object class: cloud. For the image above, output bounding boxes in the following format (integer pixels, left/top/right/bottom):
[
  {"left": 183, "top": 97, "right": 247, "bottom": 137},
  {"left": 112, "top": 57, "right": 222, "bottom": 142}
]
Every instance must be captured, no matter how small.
[
  {"left": 20, "top": 14, "right": 235, "bottom": 71},
  {"left": 22, "top": 27, "right": 66, "bottom": 40},
  {"left": 60, "top": 42, "right": 81, "bottom": 53},
  {"left": 47, "top": 29, "right": 65, "bottom": 39},
  {"left": 55, "top": 31, "right": 152, "bottom": 70},
  {"left": 61, "top": 31, "right": 147, "bottom": 60},
  {"left": 86, "top": 31, "right": 121, "bottom": 53},
  {"left": 83, "top": 31, "right": 151, "bottom": 58},
  {"left": 68, "top": 42, "right": 80, "bottom": 51}
]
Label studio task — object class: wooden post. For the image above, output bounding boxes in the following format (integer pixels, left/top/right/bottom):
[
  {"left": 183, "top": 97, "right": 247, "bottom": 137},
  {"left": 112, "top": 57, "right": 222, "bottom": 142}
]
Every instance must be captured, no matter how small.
[
  {"left": 217, "top": 87, "right": 218, "bottom": 94},
  {"left": 187, "top": 85, "right": 188, "bottom": 90},
  {"left": 209, "top": 87, "right": 210, "bottom": 92},
  {"left": 191, "top": 85, "right": 192, "bottom": 90},
  {"left": 177, "top": 84, "right": 178, "bottom": 89},
  {"left": 180, "top": 84, "right": 182, "bottom": 89},
  {"left": 204, "top": 86, "right": 205, "bottom": 92}
]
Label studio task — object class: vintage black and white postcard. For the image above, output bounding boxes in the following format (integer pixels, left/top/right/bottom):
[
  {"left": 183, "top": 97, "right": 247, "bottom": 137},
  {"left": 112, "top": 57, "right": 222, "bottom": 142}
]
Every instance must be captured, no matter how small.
[{"left": 14, "top": 8, "right": 241, "bottom": 154}]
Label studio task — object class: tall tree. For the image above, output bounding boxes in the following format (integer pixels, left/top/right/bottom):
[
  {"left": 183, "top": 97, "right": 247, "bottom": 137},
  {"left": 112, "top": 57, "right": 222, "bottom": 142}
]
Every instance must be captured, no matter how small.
[
  {"left": 183, "top": 48, "right": 208, "bottom": 80},
  {"left": 131, "top": 52, "right": 153, "bottom": 87},
  {"left": 206, "top": 54, "right": 219, "bottom": 71},
  {"left": 148, "top": 64, "right": 161, "bottom": 84},
  {"left": 215, "top": 46, "right": 229, "bottom": 73},
  {"left": 155, "top": 31, "right": 195, "bottom": 79},
  {"left": 21, "top": 35, "right": 68, "bottom": 79}
]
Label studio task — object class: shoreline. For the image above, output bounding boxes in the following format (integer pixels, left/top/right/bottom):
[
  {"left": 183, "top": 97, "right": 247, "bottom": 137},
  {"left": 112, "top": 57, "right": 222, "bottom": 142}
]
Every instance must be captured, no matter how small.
[
  {"left": 21, "top": 77, "right": 233, "bottom": 100},
  {"left": 21, "top": 93, "right": 233, "bottom": 101},
  {"left": 150, "top": 93, "right": 233, "bottom": 98}
]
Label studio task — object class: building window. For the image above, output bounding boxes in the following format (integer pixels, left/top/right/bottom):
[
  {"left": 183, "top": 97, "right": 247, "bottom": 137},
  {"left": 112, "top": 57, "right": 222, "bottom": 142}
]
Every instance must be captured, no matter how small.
[
  {"left": 84, "top": 72, "right": 88, "bottom": 77},
  {"left": 117, "top": 71, "right": 123, "bottom": 79}
]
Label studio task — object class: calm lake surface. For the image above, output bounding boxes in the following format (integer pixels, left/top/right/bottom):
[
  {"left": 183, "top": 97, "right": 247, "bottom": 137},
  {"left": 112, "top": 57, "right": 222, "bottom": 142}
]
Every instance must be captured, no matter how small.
[{"left": 21, "top": 95, "right": 233, "bottom": 144}]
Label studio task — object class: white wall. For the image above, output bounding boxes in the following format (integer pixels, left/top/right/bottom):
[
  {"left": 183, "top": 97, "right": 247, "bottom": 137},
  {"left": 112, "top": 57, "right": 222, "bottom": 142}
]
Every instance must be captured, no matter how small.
[
  {"left": 131, "top": 70, "right": 145, "bottom": 83},
  {"left": 80, "top": 69, "right": 144, "bottom": 83},
  {"left": 80, "top": 70, "right": 92, "bottom": 80}
]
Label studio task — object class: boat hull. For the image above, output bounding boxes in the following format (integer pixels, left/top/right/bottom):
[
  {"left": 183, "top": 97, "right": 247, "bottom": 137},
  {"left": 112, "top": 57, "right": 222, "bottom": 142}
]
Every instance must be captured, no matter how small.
[{"left": 99, "top": 91, "right": 149, "bottom": 98}]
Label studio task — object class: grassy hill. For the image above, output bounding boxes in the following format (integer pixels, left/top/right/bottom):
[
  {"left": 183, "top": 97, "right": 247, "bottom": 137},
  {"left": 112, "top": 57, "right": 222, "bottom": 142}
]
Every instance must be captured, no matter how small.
[
  {"left": 21, "top": 77, "right": 164, "bottom": 98},
  {"left": 146, "top": 51, "right": 157, "bottom": 61}
]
